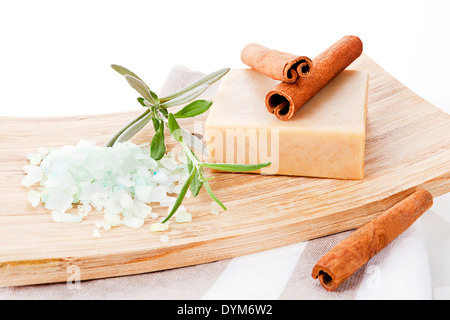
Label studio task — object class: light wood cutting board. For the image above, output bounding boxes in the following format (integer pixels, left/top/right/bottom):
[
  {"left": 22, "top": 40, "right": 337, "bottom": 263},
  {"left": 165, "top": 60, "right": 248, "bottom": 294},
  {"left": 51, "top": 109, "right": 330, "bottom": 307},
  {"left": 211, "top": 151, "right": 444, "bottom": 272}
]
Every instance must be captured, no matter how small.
[{"left": 0, "top": 54, "right": 449, "bottom": 286}]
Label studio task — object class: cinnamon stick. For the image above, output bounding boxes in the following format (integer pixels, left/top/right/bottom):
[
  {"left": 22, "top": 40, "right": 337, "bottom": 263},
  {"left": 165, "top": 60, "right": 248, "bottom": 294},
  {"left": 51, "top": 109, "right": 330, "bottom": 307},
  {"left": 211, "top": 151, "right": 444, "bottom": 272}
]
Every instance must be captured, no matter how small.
[
  {"left": 265, "top": 35, "right": 363, "bottom": 120},
  {"left": 311, "top": 189, "right": 433, "bottom": 292},
  {"left": 241, "top": 43, "right": 313, "bottom": 83}
]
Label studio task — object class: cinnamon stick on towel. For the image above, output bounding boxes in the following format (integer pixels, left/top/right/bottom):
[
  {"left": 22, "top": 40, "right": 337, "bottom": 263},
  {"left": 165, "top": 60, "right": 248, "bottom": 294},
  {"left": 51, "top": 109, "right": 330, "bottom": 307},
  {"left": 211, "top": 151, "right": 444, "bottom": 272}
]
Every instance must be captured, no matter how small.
[
  {"left": 263, "top": 35, "right": 363, "bottom": 121},
  {"left": 311, "top": 189, "right": 433, "bottom": 292},
  {"left": 241, "top": 43, "right": 313, "bottom": 83}
]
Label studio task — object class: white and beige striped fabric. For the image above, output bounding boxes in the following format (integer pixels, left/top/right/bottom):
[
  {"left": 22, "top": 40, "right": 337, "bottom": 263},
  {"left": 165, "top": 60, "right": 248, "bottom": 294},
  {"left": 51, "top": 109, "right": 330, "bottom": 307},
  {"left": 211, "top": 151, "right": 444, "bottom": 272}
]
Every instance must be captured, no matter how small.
[{"left": 0, "top": 65, "right": 433, "bottom": 300}]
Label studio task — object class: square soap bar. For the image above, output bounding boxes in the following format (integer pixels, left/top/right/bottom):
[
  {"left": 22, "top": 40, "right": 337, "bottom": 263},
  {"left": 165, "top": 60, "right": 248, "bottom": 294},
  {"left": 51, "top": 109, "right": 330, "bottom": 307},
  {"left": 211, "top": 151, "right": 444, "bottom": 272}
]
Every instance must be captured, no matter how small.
[{"left": 205, "top": 69, "right": 369, "bottom": 179}]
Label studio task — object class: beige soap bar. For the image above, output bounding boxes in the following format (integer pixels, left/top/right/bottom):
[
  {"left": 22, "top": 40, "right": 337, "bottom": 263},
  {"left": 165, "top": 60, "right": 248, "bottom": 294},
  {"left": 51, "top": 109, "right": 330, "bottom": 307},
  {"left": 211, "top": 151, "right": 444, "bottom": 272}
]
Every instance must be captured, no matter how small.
[{"left": 204, "top": 69, "right": 369, "bottom": 179}]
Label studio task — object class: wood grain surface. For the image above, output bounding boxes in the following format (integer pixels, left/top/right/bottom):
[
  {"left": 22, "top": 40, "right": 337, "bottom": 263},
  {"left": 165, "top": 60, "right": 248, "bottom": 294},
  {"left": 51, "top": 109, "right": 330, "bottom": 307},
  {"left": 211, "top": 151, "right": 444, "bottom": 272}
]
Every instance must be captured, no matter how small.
[{"left": 0, "top": 54, "right": 449, "bottom": 286}]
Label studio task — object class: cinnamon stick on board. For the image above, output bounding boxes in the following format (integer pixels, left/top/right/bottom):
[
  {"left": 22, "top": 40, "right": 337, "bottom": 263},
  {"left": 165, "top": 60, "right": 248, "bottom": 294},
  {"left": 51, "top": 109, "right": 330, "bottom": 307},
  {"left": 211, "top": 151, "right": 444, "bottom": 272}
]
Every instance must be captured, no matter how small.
[
  {"left": 311, "top": 189, "right": 433, "bottom": 292},
  {"left": 241, "top": 43, "right": 313, "bottom": 83},
  {"left": 265, "top": 35, "right": 363, "bottom": 120}
]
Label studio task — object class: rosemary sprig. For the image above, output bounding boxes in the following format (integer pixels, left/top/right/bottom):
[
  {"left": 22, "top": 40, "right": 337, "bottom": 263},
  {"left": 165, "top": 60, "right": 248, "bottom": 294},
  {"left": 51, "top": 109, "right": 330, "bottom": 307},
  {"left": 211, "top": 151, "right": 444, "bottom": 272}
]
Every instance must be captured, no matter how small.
[{"left": 108, "top": 65, "right": 271, "bottom": 223}]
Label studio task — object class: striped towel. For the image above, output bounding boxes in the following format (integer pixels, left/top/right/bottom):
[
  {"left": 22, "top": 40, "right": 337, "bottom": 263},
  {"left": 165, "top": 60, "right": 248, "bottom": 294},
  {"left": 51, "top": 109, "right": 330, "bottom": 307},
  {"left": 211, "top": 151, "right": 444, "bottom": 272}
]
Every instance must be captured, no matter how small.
[{"left": 0, "top": 65, "right": 433, "bottom": 300}]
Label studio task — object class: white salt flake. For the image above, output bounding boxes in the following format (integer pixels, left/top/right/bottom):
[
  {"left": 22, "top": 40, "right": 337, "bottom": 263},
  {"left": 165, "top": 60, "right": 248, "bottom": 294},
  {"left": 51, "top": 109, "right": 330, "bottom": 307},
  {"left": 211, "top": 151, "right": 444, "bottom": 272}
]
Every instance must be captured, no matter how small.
[
  {"left": 160, "top": 158, "right": 178, "bottom": 171},
  {"left": 149, "top": 211, "right": 159, "bottom": 219},
  {"left": 104, "top": 214, "right": 122, "bottom": 227},
  {"left": 51, "top": 210, "right": 83, "bottom": 223},
  {"left": 51, "top": 160, "right": 70, "bottom": 175},
  {"left": 45, "top": 190, "right": 73, "bottom": 211},
  {"left": 174, "top": 206, "right": 192, "bottom": 223},
  {"left": 119, "top": 191, "right": 134, "bottom": 210},
  {"left": 27, "top": 190, "right": 41, "bottom": 207},
  {"left": 27, "top": 153, "right": 42, "bottom": 166},
  {"left": 210, "top": 208, "right": 220, "bottom": 216},
  {"left": 77, "top": 203, "right": 91, "bottom": 217},
  {"left": 150, "top": 222, "right": 170, "bottom": 232},
  {"left": 159, "top": 235, "right": 169, "bottom": 243},
  {"left": 152, "top": 171, "right": 169, "bottom": 183},
  {"left": 117, "top": 174, "right": 135, "bottom": 187},
  {"left": 93, "top": 228, "right": 101, "bottom": 238},
  {"left": 122, "top": 216, "right": 144, "bottom": 229},
  {"left": 95, "top": 221, "right": 105, "bottom": 228},
  {"left": 22, "top": 140, "right": 190, "bottom": 230},
  {"left": 210, "top": 201, "right": 223, "bottom": 216},
  {"left": 134, "top": 185, "right": 153, "bottom": 202},
  {"left": 21, "top": 166, "right": 44, "bottom": 187}
]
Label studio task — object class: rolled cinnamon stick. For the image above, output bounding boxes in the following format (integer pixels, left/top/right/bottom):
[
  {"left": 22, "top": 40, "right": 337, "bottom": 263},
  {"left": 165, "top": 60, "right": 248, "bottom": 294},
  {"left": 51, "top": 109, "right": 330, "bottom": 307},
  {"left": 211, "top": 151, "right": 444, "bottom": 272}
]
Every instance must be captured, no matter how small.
[
  {"left": 266, "top": 35, "right": 363, "bottom": 120},
  {"left": 241, "top": 43, "right": 313, "bottom": 83},
  {"left": 311, "top": 189, "right": 433, "bottom": 292}
]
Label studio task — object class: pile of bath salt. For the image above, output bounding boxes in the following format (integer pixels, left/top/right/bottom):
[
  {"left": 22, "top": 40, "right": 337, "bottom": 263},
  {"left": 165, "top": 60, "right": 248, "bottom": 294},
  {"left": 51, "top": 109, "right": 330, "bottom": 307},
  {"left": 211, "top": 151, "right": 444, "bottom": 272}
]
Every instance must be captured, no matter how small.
[{"left": 21, "top": 140, "right": 192, "bottom": 231}]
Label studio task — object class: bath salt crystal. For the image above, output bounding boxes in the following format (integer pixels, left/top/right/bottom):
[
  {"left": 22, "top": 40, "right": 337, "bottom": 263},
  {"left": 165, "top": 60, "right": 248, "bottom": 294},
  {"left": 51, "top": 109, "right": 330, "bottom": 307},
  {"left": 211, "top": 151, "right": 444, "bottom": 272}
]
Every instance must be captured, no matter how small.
[
  {"left": 210, "top": 201, "right": 223, "bottom": 216},
  {"left": 27, "top": 190, "right": 41, "bottom": 207},
  {"left": 45, "top": 190, "right": 73, "bottom": 211},
  {"left": 119, "top": 191, "right": 134, "bottom": 210},
  {"left": 51, "top": 210, "right": 83, "bottom": 223},
  {"left": 104, "top": 214, "right": 122, "bottom": 227},
  {"left": 174, "top": 206, "right": 192, "bottom": 223},
  {"left": 150, "top": 222, "right": 170, "bottom": 232},
  {"left": 27, "top": 153, "right": 42, "bottom": 166},
  {"left": 160, "top": 158, "right": 178, "bottom": 171},
  {"left": 136, "top": 166, "right": 151, "bottom": 177},
  {"left": 77, "top": 203, "right": 92, "bottom": 217},
  {"left": 132, "top": 201, "right": 153, "bottom": 219},
  {"left": 22, "top": 140, "right": 191, "bottom": 230},
  {"left": 152, "top": 171, "right": 169, "bottom": 183},
  {"left": 148, "top": 185, "right": 169, "bottom": 203},
  {"left": 210, "top": 208, "right": 220, "bottom": 216},
  {"left": 21, "top": 166, "right": 43, "bottom": 187},
  {"left": 159, "top": 196, "right": 176, "bottom": 208},
  {"left": 51, "top": 160, "right": 70, "bottom": 175},
  {"left": 122, "top": 216, "right": 144, "bottom": 229},
  {"left": 134, "top": 185, "right": 153, "bottom": 202},
  {"left": 95, "top": 221, "right": 105, "bottom": 228},
  {"left": 159, "top": 235, "right": 169, "bottom": 243},
  {"left": 149, "top": 211, "right": 159, "bottom": 219},
  {"left": 93, "top": 228, "right": 101, "bottom": 238},
  {"left": 117, "top": 174, "right": 135, "bottom": 187}
]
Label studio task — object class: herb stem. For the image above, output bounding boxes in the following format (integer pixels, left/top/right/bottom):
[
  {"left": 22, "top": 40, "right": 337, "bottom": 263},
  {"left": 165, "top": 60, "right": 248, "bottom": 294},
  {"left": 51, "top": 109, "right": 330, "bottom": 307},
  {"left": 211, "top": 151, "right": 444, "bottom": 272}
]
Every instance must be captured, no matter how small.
[{"left": 162, "top": 166, "right": 197, "bottom": 223}]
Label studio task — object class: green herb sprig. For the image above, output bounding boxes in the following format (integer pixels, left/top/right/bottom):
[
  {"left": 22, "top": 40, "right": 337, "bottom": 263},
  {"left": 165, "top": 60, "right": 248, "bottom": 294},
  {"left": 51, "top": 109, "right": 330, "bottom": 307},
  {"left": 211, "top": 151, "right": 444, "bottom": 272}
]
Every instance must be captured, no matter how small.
[{"left": 107, "top": 65, "right": 271, "bottom": 223}]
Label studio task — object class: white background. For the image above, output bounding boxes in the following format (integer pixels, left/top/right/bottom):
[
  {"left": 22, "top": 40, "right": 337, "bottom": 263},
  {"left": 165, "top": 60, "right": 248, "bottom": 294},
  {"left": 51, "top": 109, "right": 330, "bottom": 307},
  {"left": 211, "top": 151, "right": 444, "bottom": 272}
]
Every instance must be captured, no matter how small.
[
  {"left": 0, "top": 0, "right": 449, "bottom": 116},
  {"left": 1, "top": 0, "right": 450, "bottom": 299}
]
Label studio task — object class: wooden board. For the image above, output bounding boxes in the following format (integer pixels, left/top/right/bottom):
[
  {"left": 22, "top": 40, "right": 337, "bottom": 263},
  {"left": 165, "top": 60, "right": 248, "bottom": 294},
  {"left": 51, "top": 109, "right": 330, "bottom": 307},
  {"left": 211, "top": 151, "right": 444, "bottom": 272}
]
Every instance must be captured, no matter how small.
[{"left": 0, "top": 54, "right": 449, "bottom": 286}]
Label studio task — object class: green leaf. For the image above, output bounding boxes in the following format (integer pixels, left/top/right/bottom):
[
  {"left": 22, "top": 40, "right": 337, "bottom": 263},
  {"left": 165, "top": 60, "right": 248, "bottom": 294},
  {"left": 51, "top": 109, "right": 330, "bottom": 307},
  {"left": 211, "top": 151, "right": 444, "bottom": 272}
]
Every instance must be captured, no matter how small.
[
  {"left": 124, "top": 75, "right": 157, "bottom": 105},
  {"left": 190, "top": 170, "right": 203, "bottom": 197},
  {"left": 174, "top": 100, "right": 212, "bottom": 119},
  {"left": 115, "top": 112, "right": 153, "bottom": 144},
  {"left": 160, "top": 84, "right": 208, "bottom": 108},
  {"left": 168, "top": 113, "right": 182, "bottom": 142},
  {"left": 185, "top": 151, "right": 203, "bottom": 197},
  {"left": 151, "top": 117, "right": 160, "bottom": 132},
  {"left": 162, "top": 167, "right": 197, "bottom": 223},
  {"left": 137, "top": 97, "right": 146, "bottom": 107},
  {"left": 111, "top": 64, "right": 143, "bottom": 82},
  {"left": 160, "top": 68, "right": 230, "bottom": 102},
  {"left": 105, "top": 109, "right": 151, "bottom": 147},
  {"left": 150, "top": 122, "right": 166, "bottom": 160},
  {"left": 204, "top": 181, "right": 226, "bottom": 210},
  {"left": 112, "top": 64, "right": 159, "bottom": 101},
  {"left": 202, "top": 162, "right": 271, "bottom": 172}
]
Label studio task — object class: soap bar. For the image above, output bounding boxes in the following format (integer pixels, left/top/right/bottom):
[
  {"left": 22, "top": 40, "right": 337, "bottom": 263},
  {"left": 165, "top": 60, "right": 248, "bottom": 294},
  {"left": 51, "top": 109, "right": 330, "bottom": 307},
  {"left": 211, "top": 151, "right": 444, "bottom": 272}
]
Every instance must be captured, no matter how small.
[{"left": 204, "top": 69, "right": 369, "bottom": 179}]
